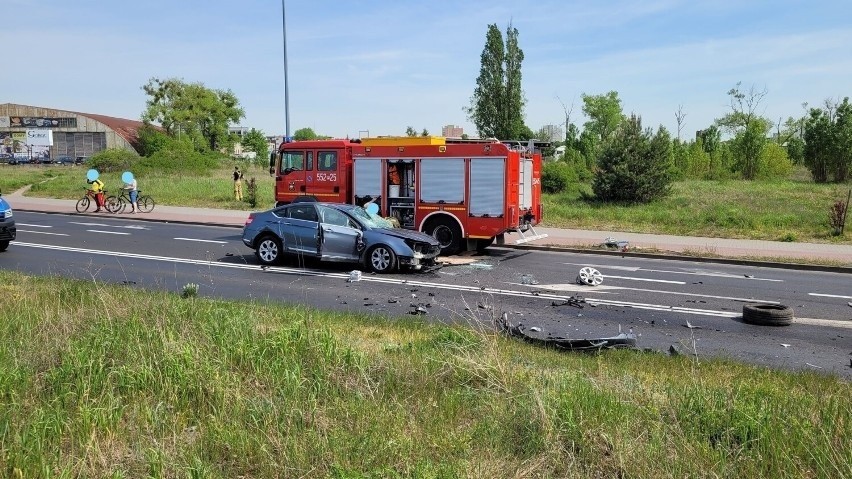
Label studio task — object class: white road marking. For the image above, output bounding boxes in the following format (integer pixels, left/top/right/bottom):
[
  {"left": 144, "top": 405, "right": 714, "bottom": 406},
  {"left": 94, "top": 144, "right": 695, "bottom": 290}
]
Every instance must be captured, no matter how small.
[
  {"left": 809, "top": 293, "right": 852, "bottom": 300},
  {"left": 71, "top": 222, "right": 149, "bottom": 230},
  {"left": 794, "top": 317, "right": 852, "bottom": 330},
  {"left": 13, "top": 241, "right": 792, "bottom": 320},
  {"left": 17, "top": 230, "right": 69, "bottom": 236},
  {"left": 16, "top": 223, "right": 52, "bottom": 228},
  {"left": 528, "top": 283, "right": 778, "bottom": 305},
  {"left": 604, "top": 275, "right": 686, "bottom": 284},
  {"left": 87, "top": 230, "right": 130, "bottom": 235},
  {"left": 174, "top": 237, "right": 228, "bottom": 244},
  {"left": 563, "top": 262, "right": 784, "bottom": 282}
]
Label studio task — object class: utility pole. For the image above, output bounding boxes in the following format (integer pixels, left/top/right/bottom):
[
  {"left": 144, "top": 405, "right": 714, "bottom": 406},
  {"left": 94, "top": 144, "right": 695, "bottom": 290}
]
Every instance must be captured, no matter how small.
[{"left": 281, "top": 0, "right": 291, "bottom": 138}]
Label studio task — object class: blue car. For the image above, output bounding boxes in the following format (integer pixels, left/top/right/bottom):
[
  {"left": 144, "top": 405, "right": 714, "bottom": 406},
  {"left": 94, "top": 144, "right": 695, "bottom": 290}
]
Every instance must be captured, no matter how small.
[
  {"left": 242, "top": 202, "right": 441, "bottom": 273},
  {"left": 0, "top": 191, "right": 15, "bottom": 252}
]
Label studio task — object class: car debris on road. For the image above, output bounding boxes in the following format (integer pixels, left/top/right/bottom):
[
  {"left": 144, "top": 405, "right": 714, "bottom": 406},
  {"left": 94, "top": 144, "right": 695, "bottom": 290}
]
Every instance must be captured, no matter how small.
[{"left": 497, "top": 313, "right": 637, "bottom": 351}]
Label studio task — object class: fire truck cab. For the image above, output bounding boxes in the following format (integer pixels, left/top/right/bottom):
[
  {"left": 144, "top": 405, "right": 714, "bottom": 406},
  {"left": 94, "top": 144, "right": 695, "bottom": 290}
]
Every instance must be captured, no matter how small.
[{"left": 269, "top": 136, "right": 547, "bottom": 255}]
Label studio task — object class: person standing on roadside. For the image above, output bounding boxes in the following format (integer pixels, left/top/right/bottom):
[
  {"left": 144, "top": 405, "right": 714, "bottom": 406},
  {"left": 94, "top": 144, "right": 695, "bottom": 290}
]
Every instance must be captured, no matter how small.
[
  {"left": 89, "top": 177, "right": 106, "bottom": 212},
  {"left": 123, "top": 175, "right": 139, "bottom": 213},
  {"left": 233, "top": 166, "right": 244, "bottom": 201}
]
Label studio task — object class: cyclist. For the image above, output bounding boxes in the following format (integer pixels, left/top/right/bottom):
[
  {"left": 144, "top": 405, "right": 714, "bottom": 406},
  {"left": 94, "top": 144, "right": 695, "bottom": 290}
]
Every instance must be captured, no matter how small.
[
  {"left": 123, "top": 175, "right": 139, "bottom": 213},
  {"left": 88, "top": 178, "right": 106, "bottom": 212}
]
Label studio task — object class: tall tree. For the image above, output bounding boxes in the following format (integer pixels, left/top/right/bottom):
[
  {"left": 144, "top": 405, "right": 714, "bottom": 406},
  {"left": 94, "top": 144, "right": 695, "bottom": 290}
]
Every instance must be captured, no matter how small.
[
  {"left": 580, "top": 91, "right": 625, "bottom": 163},
  {"left": 715, "top": 82, "right": 771, "bottom": 180},
  {"left": 293, "top": 127, "right": 318, "bottom": 141},
  {"left": 804, "top": 97, "right": 852, "bottom": 183},
  {"left": 241, "top": 128, "right": 269, "bottom": 161},
  {"left": 141, "top": 77, "right": 244, "bottom": 152},
  {"left": 467, "top": 23, "right": 527, "bottom": 139}
]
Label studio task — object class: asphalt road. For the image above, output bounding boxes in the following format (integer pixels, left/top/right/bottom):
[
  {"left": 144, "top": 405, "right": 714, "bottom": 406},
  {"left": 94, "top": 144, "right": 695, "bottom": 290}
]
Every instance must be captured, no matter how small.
[{"left": 5, "top": 211, "right": 852, "bottom": 378}]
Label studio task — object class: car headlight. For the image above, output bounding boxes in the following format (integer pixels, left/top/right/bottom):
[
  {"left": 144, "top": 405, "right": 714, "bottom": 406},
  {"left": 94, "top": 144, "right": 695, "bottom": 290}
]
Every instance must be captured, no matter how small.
[
  {"left": 1, "top": 209, "right": 11, "bottom": 219},
  {"left": 404, "top": 239, "right": 422, "bottom": 253}
]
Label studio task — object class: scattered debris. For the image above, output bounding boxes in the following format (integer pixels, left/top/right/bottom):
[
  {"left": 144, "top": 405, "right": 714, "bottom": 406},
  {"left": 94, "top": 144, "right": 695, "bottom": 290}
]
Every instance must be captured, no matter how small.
[
  {"left": 347, "top": 270, "right": 362, "bottom": 282},
  {"left": 781, "top": 343, "right": 791, "bottom": 348},
  {"left": 551, "top": 296, "right": 585, "bottom": 308},
  {"left": 601, "top": 237, "right": 629, "bottom": 252},
  {"left": 520, "top": 274, "right": 539, "bottom": 285},
  {"left": 805, "top": 363, "right": 823, "bottom": 369},
  {"left": 409, "top": 304, "right": 428, "bottom": 315},
  {"left": 684, "top": 321, "right": 702, "bottom": 330},
  {"left": 388, "top": 298, "right": 398, "bottom": 304},
  {"left": 744, "top": 274, "right": 755, "bottom": 278},
  {"left": 497, "top": 313, "right": 636, "bottom": 351},
  {"left": 576, "top": 267, "right": 604, "bottom": 286},
  {"left": 848, "top": 302, "right": 852, "bottom": 308},
  {"left": 225, "top": 252, "right": 234, "bottom": 256}
]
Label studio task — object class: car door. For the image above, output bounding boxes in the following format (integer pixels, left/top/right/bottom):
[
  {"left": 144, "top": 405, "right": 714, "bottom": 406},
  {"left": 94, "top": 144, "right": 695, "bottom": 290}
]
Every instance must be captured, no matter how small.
[
  {"left": 283, "top": 204, "right": 320, "bottom": 255},
  {"left": 317, "top": 205, "right": 361, "bottom": 262}
]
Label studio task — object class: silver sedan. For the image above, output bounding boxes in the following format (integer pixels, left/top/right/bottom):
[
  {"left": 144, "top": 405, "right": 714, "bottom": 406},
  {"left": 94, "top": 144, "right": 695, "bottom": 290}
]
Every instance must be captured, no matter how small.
[{"left": 242, "top": 202, "right": 441, "bottom": 273}]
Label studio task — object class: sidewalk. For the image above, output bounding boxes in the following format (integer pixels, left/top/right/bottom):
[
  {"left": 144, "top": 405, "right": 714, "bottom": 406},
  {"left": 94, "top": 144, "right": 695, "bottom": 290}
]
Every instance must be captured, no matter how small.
[{"left": 7, "top": 188, "right": 851, "bottom": 269}]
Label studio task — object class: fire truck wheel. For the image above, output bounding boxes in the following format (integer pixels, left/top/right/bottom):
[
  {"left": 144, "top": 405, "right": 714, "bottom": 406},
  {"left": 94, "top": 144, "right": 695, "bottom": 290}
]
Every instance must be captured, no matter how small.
[
  {"left": 366, "top": 245, "right": 397, "bottom": 273},
  {"left": 426, "top": 218, "right": 462, "bottom": 255},
  {"left": 256, "top": 235, "right": 283, "bottom": 265}
]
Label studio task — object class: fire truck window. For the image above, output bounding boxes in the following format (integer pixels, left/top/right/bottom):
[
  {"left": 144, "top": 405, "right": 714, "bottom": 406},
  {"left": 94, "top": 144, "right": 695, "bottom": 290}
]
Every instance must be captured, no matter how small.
[
  {"left": 318, "top": 151, "right": 337, "bottom": 171},
  {"left": 287, "top": 204, "right": 318, "bottom": 222},
  {"left": 281, "top": 151, "right": 305, "bottom": 173}
]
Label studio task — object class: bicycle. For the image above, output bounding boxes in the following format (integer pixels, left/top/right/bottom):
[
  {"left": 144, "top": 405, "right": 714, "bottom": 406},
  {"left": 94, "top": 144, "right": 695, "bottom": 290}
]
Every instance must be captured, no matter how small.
[
  {"left": 75, "top": 188, "right": 110, "bottom": 213},
  {"left": 106, "top": 189, "right": 155, "bottom": 214}
]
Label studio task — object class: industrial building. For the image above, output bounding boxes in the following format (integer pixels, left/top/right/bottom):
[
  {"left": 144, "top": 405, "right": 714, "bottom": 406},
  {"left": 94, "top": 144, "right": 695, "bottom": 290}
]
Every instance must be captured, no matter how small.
[{"left": 0, "top": 103, "right": 145, "bottom": 162}]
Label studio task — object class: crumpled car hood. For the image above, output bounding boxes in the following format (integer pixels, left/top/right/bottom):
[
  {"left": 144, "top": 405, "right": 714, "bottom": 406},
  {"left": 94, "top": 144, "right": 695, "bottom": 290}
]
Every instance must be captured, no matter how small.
[{"left": 372, "top": 228, "right": 439, "bottom": 245}]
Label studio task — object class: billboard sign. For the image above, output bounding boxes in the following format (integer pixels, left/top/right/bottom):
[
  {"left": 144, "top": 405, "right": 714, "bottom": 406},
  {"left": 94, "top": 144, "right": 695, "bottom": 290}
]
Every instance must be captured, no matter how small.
[
  {"left": 0, "top": 117, "right": 9, "bottom": 128},
  {"left": 26, "top": 129, "right": 53, "bottom": 146}
]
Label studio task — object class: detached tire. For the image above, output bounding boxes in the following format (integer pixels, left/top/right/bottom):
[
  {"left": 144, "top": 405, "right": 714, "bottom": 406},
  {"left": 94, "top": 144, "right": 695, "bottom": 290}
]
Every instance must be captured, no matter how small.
[{"left": 743, "top": 304, "right": 793, "bottom": 326}]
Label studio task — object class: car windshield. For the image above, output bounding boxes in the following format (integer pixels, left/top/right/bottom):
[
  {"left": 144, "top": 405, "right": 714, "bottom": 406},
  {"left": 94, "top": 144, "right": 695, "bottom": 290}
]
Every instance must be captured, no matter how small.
[{"left": 346, "top": 205, "right": 393, "bottom": 229}]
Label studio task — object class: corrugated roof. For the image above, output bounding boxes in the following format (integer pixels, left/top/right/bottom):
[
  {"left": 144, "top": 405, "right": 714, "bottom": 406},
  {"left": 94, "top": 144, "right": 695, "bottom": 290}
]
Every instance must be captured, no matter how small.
[{"left": 72, "top": 111, "right": 148, "bottom": 152}]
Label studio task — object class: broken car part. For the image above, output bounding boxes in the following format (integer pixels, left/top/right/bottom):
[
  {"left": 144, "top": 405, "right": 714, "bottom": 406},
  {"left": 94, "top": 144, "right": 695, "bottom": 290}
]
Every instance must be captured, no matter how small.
[{"left": 497, "top": 313, "right": 636, "bottom": 351}]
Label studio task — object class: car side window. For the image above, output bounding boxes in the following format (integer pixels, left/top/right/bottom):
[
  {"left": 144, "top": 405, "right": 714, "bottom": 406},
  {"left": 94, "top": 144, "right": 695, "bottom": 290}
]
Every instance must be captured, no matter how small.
[
  {"left": 287, "top": 204, "right": 318, "bottom": 222},
  {"left": 318, "top": 206, "right": 355, "bottom": 228}
]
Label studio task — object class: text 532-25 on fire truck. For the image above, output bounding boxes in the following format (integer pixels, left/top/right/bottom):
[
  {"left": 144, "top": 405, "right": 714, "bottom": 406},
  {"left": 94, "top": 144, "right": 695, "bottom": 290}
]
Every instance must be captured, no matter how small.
[{"left": 268, "top": 136, "right": 548, "bottom": 255}]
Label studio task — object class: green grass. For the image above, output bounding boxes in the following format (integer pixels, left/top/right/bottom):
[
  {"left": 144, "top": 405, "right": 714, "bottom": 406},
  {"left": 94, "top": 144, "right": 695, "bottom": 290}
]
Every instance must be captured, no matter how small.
[
  {"left": 3, "top": 163, "right": 850, "bottom": 244},
  {"left": 544, "top": 174, "right": 852, "bottom": 244},
  {"left": 0, "top": 163, "right": 278, "bottom": 211},
  {"left": 0, "top": 270, "right": 849, "bottom": 478}
]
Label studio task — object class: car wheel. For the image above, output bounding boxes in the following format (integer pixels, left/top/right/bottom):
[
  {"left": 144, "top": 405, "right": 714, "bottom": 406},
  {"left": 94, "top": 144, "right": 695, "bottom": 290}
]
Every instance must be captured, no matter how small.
[
  {"left": 256, "top": 235, "right": 283, "bottom": 265},
  {"left": 75, "top": 197, "right": 90, "bottom": 213},
  {"left": 0, "top": 240, "right": 8, "bottom": 252},
  {"left": 426, "top": 217, "right": 462, "bottom": 255},
  {"left": 742, "top": 304, "right": 794, "bottom": 326},
  {"left": 367, "top": 245, "right": 396, "bottom": 273}
]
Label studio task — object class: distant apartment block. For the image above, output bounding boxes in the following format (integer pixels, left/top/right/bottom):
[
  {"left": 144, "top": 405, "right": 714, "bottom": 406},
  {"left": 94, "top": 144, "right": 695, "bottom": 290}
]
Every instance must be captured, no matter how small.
[
  {"left": 539, "top": 124, "right": 564, "bottom": 143},
  {"left": 442, "top": 124, "right": 464, "bottom": 137}
]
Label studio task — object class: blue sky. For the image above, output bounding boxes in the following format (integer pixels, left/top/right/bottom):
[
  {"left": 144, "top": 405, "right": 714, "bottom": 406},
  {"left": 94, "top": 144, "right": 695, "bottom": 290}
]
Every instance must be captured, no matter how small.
[{"left": 2, "top": 0, "right": 850, "bottom": 140}]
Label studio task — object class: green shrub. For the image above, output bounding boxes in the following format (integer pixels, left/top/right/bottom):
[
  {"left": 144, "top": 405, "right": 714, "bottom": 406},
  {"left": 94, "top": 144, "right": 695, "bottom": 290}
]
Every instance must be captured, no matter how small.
[
  {"left": 592, "top": 115, "right": 673, "bottom": 203},
  {"left": 88, "top": 148, "right": 138, "bottom": 173},
  {"left": 542, "top": 161, "right": 576, "bottom": 194},
  {"left": 137, "top": 125, "right": 171, "bottom": 156},
  {"left": 137, "top": 139, "right": 220, "bottom": 175},
  {"left": 756, "top": 143, "right": 793, "bottom": 180}
]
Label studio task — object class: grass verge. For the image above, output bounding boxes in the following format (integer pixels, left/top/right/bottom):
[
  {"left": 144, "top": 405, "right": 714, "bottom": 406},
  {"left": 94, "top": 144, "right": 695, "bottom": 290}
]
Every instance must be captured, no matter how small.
[{"left": 0, "top": 270, "right": 849, "bottom": 478}]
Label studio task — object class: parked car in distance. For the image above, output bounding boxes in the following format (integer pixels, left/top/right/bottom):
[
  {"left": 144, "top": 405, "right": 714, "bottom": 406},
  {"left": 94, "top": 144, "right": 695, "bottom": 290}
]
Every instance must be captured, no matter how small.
[
  {"left": 242, "top": 202, "right": 441, "bottom": 273},
  {"left": 75, "top": 156, "right": 88, "bottom": 165},
  {"left": 0, "top": 190, "right": 16, "bottom": 252},
  {"left": 54, "top": 155, "right": 75, "bottom": 165}
]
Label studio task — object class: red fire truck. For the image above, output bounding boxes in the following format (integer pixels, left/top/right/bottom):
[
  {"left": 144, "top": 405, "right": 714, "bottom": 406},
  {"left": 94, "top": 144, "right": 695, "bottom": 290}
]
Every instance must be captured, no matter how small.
[{"left": 268, "top": 136, "right": 547, "bottom": 254}]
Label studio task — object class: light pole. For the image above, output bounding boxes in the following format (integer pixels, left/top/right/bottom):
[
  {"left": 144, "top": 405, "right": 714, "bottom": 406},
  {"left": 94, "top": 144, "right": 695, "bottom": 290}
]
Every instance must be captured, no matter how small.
[{"left": 282, "top": 0, "right": 291, "bottom": 138}]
